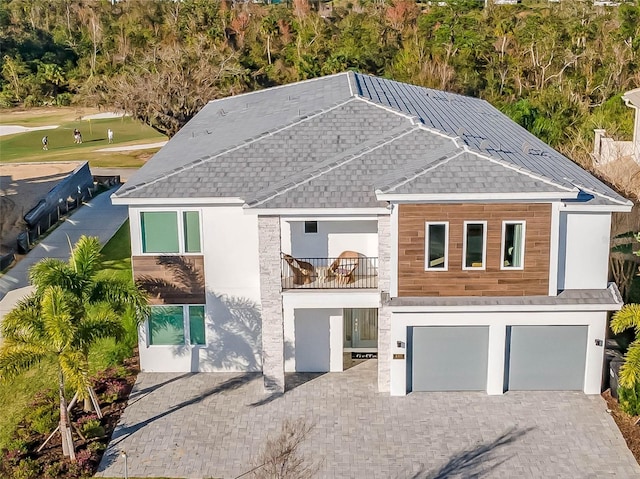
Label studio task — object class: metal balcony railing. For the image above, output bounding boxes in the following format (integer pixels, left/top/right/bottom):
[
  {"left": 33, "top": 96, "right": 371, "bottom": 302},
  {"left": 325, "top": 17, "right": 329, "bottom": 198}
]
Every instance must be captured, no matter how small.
[{"left": 281, "top": 255, "right": 378, "bottom": 290}]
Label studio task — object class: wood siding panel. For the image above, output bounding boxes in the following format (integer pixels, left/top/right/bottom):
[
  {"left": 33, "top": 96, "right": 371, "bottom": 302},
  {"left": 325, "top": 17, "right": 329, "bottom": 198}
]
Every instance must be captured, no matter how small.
[
  {"left": 398, "top": 204, "right": 551, "bottom": 296},
  {"left": 133, "top": 255, "right": 205, "bottom": 305}
]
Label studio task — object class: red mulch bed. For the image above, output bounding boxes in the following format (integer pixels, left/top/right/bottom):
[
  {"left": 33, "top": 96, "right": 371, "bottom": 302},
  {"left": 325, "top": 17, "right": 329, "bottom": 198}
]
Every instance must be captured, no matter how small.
[{"left": 603, "top": 389, "right": 640, "bottom": 463}]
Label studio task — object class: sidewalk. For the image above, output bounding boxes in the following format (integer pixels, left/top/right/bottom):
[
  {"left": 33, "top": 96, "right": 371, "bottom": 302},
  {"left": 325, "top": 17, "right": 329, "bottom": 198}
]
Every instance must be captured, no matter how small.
[{"left": 0, "top": 185, "right": 127, "bottom": 304}]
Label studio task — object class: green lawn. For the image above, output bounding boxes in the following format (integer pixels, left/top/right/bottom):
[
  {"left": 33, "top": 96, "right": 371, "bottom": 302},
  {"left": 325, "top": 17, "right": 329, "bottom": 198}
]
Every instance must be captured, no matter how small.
[
  {"left": 0, "top": 115, "right": 165, "bottom": 167},
  {"left": 0, "top": 221, "right": 135, "bottom": 450}
]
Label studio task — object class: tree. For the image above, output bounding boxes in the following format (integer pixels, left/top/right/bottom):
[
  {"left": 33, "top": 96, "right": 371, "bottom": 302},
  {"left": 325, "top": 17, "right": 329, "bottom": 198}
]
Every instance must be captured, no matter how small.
[{"left": 0, "top": 235, "right": 148, "bottom": 460}]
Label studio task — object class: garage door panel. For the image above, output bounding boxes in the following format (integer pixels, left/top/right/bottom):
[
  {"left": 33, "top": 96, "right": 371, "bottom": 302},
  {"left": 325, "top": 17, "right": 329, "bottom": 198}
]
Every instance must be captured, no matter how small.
[
  {"left": 508, "top": 326, "right": 587, "bottom": 391},
  {"left": 412, "top": 326, "right": 489, "bottom": 392}
]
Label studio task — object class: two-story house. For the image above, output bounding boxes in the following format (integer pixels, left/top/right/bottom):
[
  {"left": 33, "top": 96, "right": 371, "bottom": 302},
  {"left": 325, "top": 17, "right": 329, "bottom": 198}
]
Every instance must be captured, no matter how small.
[{"left": 111, "top": 72, "right": 632, "bottom": 396}]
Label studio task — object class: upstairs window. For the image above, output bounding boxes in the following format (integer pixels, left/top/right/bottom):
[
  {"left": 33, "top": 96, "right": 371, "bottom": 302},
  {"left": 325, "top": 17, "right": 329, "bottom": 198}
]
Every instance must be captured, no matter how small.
[
  {"left": 425, "top": 222, "right": 448, "bottom": 270},
  {"left": 304, "top": 221, "right": 318, "bottom": 234},
  {"left": 463, "top": 222, "right": 487, "bottom": 270},
  {"left": 141, "top": 211, "right": 201, "bottom": 254},
  {"left": 502, "top": 221, "right": 526, "bottom": 269}
]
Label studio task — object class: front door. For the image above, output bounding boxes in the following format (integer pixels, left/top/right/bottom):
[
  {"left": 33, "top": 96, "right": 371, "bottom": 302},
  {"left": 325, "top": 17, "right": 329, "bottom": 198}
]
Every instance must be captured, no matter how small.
[{"left": 343, "top": 308, "right": 378, "bottom": 349}]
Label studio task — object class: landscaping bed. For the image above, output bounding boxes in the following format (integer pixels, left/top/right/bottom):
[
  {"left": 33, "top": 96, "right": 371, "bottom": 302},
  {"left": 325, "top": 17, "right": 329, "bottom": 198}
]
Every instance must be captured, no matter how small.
[
  {"left": 603, "top": 389, "right": 640, "bottom": 463},
  {"left": 0, "top": 355, "right": 138, "bottom": 478}
]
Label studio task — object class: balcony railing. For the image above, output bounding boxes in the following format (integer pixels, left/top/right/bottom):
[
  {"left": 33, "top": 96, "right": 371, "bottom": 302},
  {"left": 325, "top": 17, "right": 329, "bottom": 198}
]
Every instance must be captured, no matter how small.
[{"left": 281, "top": 255, "right": 378, "bottom": 290}]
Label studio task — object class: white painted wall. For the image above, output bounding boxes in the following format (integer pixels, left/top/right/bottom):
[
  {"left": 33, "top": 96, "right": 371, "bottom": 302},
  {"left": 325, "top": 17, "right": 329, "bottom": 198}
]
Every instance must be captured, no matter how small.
[
  {"left": 557, "top": 211, "right": 611, "bottom": 290},
  {"left": 132, "top": 205, "right": 262, "bottom": 373},
  {"left": 282, "top": 292, "right": 379, "bottom": 373},
  {"left": 389, "top": 310, "right": 607, "bottom": 396},
  {"left": 283, "top": 220, "right": 378, "bottom": 259}
]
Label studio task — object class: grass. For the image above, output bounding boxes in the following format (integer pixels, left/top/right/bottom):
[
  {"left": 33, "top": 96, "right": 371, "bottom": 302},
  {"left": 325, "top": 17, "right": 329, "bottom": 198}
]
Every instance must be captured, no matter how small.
[
  {"left": 0, "top": 114, "right": 165, "bottom": 167},
  {"left": 0, "top": 221, "right": 134, "bottom": 450}
]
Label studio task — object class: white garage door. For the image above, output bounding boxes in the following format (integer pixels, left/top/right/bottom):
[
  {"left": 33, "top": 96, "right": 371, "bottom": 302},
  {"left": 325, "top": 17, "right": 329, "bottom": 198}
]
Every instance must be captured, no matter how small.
[
  {"left": 507, "top": 326, "right": 587, "bottom": 391},
  {"left": 410, "top": 326, "right": 489, "bottom": 392}
]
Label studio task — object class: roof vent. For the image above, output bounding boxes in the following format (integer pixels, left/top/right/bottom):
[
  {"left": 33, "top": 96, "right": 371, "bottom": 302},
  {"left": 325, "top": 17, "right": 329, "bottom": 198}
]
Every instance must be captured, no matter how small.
[
  {"left": 480, "top": 140, "right": 489, "bottom": 150},
  {"left": 218, "top": 109, "right": 228, "bottom": 117},
  {"left": 522, "top": 142, "right": 531, "bottom": 154},
  {"left": 456, "top": 127, "right": 466, "bottom": 137}
]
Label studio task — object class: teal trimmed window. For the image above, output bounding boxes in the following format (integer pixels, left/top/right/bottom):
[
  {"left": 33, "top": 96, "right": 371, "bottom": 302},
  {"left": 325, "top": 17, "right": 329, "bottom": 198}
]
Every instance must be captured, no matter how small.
[
  {"left": 148, "top": 305, "right": 206, "bottom": 346},
  {"left": 148, "top": 306, "right": 185, "bottom": 345},
  {"left": 141, "top": 212, "right": 179, "bottom": 253},
  {"left": 140, "top": 210, "right": 201, "bottom": 254},
  {"left": 188, "top": 306, "right": 206, "bottom": 345},
  {"left": 183, "top": 211, "right": 201, "bottom": 253}
]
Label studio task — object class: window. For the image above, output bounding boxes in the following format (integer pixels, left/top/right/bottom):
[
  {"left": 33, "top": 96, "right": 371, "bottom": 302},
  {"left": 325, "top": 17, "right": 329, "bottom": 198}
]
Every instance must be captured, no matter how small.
[
  {"left": 463, "top": 222, "right": 487, "bottom": 270},
  {"left": 148, "top": 306, "right": 184, "bottom": 345},
  {"left": 425, "top": 222, "right": 448, "bottom": 270},
  {"left": 304, "top": 221, "right": 318, "bottom": 234},
  {"left": 148, "top": 305, "right": 206, "bottom": 346},
  {"left": 502, "top": 221, "right": 525, "bottom": 269},
  {"left": 188, "top": 305, "right": 206, "bottom": 345},
  {"left": 140, "top": 211, "right": 201, "bottom": 254}
]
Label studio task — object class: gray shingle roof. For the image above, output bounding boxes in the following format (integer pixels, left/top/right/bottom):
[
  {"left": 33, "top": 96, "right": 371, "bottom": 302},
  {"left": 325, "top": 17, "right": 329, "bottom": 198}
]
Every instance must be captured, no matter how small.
[
  {"left": 114, "top": 71, "right": 630, "bottom": 208},
  {"left": 377, "top": 151, "right": 573, "bottom": 195}
]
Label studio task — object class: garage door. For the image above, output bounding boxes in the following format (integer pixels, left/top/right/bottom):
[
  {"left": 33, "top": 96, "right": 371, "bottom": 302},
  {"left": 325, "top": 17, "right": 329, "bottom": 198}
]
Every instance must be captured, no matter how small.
[
  {"left": 411, "top": 326, "right": 489, "bottom": 391},
  {"left": 507, "top": 326, "right": 587, "bottom": 391}
]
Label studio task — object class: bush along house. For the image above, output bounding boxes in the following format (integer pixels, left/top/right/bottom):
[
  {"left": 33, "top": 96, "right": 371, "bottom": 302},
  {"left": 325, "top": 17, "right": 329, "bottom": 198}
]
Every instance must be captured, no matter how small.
[{"left": 111, "top": 72, "right": 632, "bottom": 395}]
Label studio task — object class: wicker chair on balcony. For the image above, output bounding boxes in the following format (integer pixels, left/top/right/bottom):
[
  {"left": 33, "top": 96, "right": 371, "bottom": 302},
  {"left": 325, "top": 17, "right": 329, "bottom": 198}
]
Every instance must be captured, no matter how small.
[
  {"left": 282, "top": 253, "right": 316, "bottom": 285},
  {"left": 328, "top": 251, "right": 360, "bottom": 284}
]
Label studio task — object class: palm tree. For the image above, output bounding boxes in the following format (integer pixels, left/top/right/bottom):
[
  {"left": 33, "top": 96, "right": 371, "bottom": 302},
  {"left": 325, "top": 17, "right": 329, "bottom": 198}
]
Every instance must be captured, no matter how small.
[
  {"left": 611, "top": 304, "right": 640, "bottom": 389},
  {"left": 0, "top": 235, "right": 148, "bottom": 460}
]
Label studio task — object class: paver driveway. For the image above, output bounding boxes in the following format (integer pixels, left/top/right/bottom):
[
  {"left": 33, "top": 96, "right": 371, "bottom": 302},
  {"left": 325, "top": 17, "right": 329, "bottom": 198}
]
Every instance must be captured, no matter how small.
[{"left": 96, "top": 360, "right": 640, "bottom": 478}]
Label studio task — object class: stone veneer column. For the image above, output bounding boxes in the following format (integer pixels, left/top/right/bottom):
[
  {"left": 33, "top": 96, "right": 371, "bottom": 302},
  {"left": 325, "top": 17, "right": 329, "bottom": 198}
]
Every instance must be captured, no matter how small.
[
  {"left": 258, "top": 216, "right": 285, "bottom": 393},
  {"left": 377, "top": 214, "right": 391, "bottom": 392}
]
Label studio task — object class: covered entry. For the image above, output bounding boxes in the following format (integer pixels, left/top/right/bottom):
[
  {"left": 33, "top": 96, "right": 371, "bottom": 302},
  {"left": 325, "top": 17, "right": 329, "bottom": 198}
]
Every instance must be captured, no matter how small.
[
  {"left": 410, "top": 326, "right": 489, "bottom": 391},
  {"left": 506, "top": 325, "right": 588, "bottom": 391}
]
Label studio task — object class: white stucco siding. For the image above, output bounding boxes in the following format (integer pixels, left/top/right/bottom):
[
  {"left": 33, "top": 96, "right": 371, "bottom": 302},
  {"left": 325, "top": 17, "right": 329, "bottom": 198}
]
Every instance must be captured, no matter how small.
[
  {"left": 284, "top": 220, "right": 378, "bottom": 259},
  {"left": 133, "top": 205, "right": 262, "bottom": 373},
  {"left": 201, "top": 206, "right": 261, "bottom": 303},
  {"left": 389, "top": 311, "right": 607, "bottom": 396},
  {"left": 558, "top": 211, "right": 611, "bottom": 290}
]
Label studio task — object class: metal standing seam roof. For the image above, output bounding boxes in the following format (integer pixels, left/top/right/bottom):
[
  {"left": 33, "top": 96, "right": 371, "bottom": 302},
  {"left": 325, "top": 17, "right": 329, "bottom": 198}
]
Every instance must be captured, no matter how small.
[{"left": 113, "top": 72, "right": 631, "bottom": 208}]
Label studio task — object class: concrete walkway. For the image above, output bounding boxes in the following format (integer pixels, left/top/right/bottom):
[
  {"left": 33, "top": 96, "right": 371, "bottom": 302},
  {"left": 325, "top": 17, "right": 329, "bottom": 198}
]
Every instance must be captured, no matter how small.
[
  {"left": 0, "top": 185, "right": 127, "bottom": 303},
  {"left": 96, "top": 360, "right": 640, "bottom": 479}
]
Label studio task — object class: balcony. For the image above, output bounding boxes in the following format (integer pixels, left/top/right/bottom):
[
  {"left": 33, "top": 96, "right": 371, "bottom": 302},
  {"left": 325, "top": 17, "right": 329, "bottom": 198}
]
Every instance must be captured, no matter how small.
[{"left": 281, "top": 254, "right": 378, "bottom": 290}]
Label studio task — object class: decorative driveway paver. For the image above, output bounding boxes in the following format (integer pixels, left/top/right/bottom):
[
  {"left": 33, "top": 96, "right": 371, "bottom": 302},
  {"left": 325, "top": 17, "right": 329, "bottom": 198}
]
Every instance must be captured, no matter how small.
[{"left": 96, "top": 361, "right": 640, "bottom": 478}]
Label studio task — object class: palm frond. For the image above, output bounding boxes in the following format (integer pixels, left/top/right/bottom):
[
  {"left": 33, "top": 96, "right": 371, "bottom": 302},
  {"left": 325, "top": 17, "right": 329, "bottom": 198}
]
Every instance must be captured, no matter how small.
[
  {"left": 69, "top": 235, "right": 103, "bottom": 279},
  {"left": 76, "top": 307, "right": 124, "bottom": 351},
  {"left": 611, "top": 304, "right": 640, "bottom": 336},
  {"left": 0, "top": 342, "right": 49, "bottom": 381},
  {"left": 59, "top": 350, "right": 90, "bottom": 394},
  {"left": 1, "top": 293, "right": 44, "bottom": 341},
  {"left": 29, "top": 258, "right": 79, "bottom": 295},
  {"left": 619, "top": 341, "right": 640, "bottom": 389},
  {"left": 41, "top": 286, "right": 77, "bottom": 352},
  {"left": 90, "top": 278, "right": 149, "bottom": 323}
]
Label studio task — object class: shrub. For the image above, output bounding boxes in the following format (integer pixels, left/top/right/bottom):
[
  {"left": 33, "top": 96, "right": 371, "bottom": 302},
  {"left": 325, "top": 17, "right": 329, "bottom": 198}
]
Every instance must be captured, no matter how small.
[
  {"left": 75, "top": 449, "right": 95, "bottom": 475},
  {"left": 87, "top": 440, "right": 106, "bottom": 454},
  {"left": 618, "top": 383, "right": 640, "bottom": 416},
  {"left": 55, "top": 92, "right": 73, "bottom": 106},
  {"left": 100, "top": 379, "right": 127, "bottom": 404},
  {"left": 80, "top": 419, "right": 105, "bottom": 439},
  {"left": 43, "top": 460, "right": 66, "bottom": 479},
  {"left": 10, "top": 457, "right": 41, "bottom": 479},
  {"left": 25, "top": 404, "right": 59, "bottom": 435}
]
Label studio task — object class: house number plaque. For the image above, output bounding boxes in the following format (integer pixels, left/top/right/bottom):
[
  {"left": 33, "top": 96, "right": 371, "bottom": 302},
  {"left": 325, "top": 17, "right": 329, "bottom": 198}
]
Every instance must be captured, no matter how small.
[{"left": 393, "top": 354, "right": 405, "bottom": 360}]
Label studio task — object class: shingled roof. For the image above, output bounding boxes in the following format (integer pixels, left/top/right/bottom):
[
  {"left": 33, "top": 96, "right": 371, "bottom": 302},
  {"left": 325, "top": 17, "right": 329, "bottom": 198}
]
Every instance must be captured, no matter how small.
[{"left": 113, "top": 72, "right": 630, "bottom": 208}]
